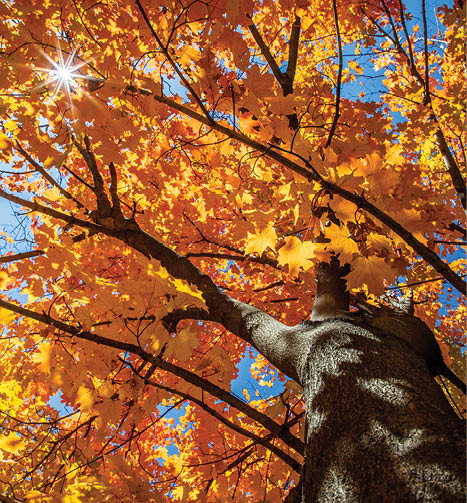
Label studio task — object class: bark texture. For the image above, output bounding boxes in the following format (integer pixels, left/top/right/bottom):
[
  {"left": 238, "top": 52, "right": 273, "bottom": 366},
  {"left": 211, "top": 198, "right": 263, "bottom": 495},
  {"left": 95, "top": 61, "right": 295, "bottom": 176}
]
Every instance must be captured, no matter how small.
[{"left": 295, "top": 319, "right": 465, "bottom": 503}]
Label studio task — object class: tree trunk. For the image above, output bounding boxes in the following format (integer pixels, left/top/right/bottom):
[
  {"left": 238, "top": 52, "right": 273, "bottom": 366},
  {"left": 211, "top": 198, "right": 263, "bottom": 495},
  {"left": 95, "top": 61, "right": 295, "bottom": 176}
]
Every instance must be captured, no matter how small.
[{"left": 296, "top": 318, "right": 466, "bottom": 502}]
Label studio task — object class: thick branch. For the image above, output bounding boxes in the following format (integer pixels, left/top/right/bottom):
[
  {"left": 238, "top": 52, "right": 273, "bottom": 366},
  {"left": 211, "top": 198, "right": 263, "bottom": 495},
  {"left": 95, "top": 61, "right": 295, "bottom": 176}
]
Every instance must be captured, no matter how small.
[
  {"left": 248, "top": 16, "right": 300, "bottom": 96},
  {"left": 145, "top": 381, "right": 301, "bottom": 471},
  {"left": 75, "top": 136, "right": 112, "bottom": 216},
  {"left": 368, "top": 5, "right": 466, "bottom": 210},
  {"left": 311, "top": 258, "right": 350, "bottom": 320},
  {"left": 286, "top": 17, "right": 301, "bottom": 83},
  {"left": 0, "top": 188, "right": 306, "bottom": 378},
  {"left": 434, "top": 129, "right": 466, "bottom": 209}
]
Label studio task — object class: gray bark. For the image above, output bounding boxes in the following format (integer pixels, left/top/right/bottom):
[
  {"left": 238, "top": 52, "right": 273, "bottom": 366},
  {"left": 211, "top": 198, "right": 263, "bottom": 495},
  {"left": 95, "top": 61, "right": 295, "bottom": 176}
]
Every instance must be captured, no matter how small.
[{"left": 293, "top": 318, "right": 466, "bottom": 502}]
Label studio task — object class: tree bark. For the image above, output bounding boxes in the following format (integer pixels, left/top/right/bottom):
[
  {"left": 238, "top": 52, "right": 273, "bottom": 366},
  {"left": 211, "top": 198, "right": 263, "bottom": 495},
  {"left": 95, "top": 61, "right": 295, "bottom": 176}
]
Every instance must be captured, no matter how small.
[{"left": 296, "top": 318, "right": 465, "bottom": 502}]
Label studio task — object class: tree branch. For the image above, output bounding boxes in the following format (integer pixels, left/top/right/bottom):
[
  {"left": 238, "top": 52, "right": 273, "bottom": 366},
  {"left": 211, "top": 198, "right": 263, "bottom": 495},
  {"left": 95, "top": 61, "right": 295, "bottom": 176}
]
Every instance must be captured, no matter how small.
[
  {"left": 434, "top": 129, "right": 466, "bottom": 209},
  {"left": 286, "top": 17, "right": 301, "bottom": 84},
  {"left": 74, "top": 136, "right": 112, "bottom": 216},
  {"left": 325, "top": 0, "right": 343, "bottom": 148},
  {"left": 134, "top": 0, "right": 213, "bottom": 122},
  {"left": 248, "top": 16, "right": 300, "bottom": 96},
  {"left": 142, "top": 380, "right": 301, "bottom": 471},
  {"left": 369, "top": 4, "right": 466, "bottom": 209},
  {"left": 15, "top": 141, "right": 85, "bottom": 210},
  {"left": 0, "top": 250, "right": 44, "bottom": 263}
]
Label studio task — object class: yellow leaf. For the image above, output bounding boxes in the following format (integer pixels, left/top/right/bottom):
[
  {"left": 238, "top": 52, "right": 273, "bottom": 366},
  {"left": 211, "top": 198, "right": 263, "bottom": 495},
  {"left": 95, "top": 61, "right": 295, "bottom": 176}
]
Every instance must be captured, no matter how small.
[
  {"left": 325, "top": 225, "right": 359, "bottom": 262},
  {"left": 0, "top": 306, "right": 15, "bottom": 324},
  {"left": 77, "top": 385, "right": 95, "bottom": 411},
  {"left": 277, "top": 236, "right": 316, "bottom": 277},
  {"left": 171, "top": 277, "right": 205, "bottom": 303},
  {"left": 345, "top": 256, "right": 397, "bottom": 296},
  {"left": 367, "top": 232, "right": 392, "bottom": 252},
  {"left": 165, "top": 326, "right": 198, "bottom": 361},
  {"left": 328, "top": 197, "right": 358, "bottom": 222},
  {"left": 42, "top": 186, "right": 62, "bottom": 202},
  {"left": 0, "top": 432, "right": 25, "bottom": 454},
  {"left": 0, "top": 133, "right": 11, "bottom": 150},
  {"left": 32, "top": 342, "right": 53, "bottom": 374},
  {"left": 0, "top": 270, "right": 10, "bottom": 289},
  {"left": 244, "top": 225, "right": 278, "bottom": 255}
]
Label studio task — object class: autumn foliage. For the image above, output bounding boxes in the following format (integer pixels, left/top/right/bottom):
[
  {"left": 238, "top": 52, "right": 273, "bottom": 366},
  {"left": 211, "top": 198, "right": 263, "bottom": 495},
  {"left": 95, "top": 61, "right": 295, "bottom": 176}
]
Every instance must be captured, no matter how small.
[{"left": 0, "top": 0, "right": 465, "bottom": 501}]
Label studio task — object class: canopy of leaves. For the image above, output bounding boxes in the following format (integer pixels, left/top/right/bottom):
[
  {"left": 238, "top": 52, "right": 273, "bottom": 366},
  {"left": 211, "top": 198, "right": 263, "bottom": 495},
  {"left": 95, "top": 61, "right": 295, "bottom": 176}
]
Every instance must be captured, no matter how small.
[{"left": 0, "top": 0, "right": 465, "bottom": 501}]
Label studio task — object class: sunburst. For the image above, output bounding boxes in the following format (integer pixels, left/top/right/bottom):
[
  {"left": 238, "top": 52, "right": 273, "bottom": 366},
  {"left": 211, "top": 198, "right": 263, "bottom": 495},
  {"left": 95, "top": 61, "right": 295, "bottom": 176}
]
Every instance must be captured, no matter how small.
[{"left": 33, "top": 46, "right": 99, "bottom": 100}]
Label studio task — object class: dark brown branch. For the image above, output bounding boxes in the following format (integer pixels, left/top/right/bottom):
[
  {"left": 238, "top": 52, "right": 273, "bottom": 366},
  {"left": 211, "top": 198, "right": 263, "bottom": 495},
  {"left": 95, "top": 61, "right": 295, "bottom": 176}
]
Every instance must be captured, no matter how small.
[
  {"left": 4, "top": 88, "right": 467, "bottom": 296},
  {"left": 0, "top": 188, "right": 103, "bottom": 232},
  {"left": 248, "top": 21, "right": 288, "bottom": 91},
  {"left": 397, "top": 0, "right": 416, "bottom": 72},
  {"left": 248, "top": 16, "right": 300, "bottom": 96},
  {"left": 286, "top": 17, "right": 301, "bottom": 83},
  {"left": 108, "top": 161, "right": 124, "bottom": 219},
  {"left": 139, "top": 91, "right": 465, "bottom": 294},
  {"left": 383, "top": 274, "right": 467, "bottom": 290},
  {"left": 134, "top": 0, "right": 212, "bottom": 122},
  {"left": 74, "top": 136, "right": 112, "bottom": 216},
  {"left": 448, "top": 223, "right": 466, "bottom": 235},
  {"left": 369, "top": 4, "right": 466, "bottom": 209},
  {"left": 421, "top": 0, "right": 430, "bottom": 105},
  {"left": 325, "top": 0, "right": 343, "bottom": 148},
  {"left": 0, "top": 250, "right": 44, "bottom": 263},
  {"left": 186, "top": 251, "right": 279, "bottom": 269},
  {"left": 434, "top": 129, "right": 466, "bottom": 209}
]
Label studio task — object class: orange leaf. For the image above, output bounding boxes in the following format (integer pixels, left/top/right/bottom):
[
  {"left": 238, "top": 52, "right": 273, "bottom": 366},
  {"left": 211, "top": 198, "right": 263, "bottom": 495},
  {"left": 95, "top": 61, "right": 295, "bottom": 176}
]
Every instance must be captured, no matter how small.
[
  {"left": 244, "top": 225, "right": 278, "bottom": 255},
  {"left": 345, "top": 256, "right": 397, "bottom": 296},
  {"left": 277, "top": 236, "right": 316, "bottom": 277}
]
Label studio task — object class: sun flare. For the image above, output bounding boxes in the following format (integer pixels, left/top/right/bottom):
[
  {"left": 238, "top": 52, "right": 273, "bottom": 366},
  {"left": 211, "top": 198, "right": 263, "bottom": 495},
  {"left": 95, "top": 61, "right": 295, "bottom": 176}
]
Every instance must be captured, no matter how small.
[{"left": 34, "top": 46, "right": 98, "bottom": 99}]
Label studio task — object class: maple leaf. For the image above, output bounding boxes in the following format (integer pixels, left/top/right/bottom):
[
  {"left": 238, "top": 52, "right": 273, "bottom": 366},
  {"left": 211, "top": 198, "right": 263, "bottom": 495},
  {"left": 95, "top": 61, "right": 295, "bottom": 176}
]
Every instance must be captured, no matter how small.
[
  {"left": 0, "top": 432, "right": 26, "bottom": 455},
  {"left": 345, "top": 256, "right": 398, "bottom": 296},
  {"left": 325, "top": 224, "right": 359, "bottom": 262},
  {"left": 277, "top": 236, "right": 317, "bottom": 277},
  {"left": 244, "top": 224, "right": 278, "bottom": 255}
]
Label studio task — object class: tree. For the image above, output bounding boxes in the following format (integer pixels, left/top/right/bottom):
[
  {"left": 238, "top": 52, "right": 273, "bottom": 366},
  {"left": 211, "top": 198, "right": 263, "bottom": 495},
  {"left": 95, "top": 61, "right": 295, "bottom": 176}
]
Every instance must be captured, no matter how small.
[{"left": 0, "top": 0, "right": 465, "bottom": 501}]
